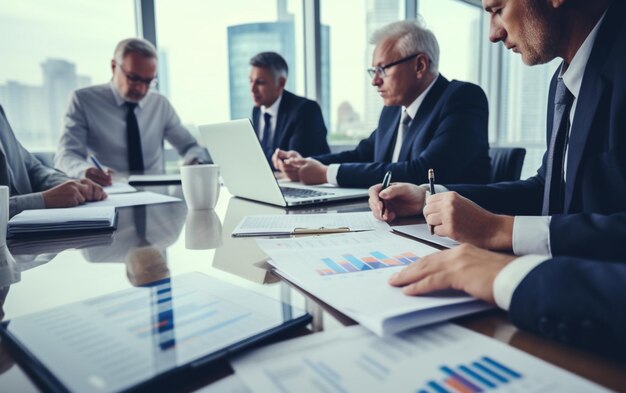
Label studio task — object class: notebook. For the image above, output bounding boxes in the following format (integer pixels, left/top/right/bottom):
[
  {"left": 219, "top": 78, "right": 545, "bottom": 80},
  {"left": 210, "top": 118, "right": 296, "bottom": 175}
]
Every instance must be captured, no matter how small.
[
  {"left": 199, "top": 119, "right": 369, "bottom": 207},
  {"left": 7, "top": 206, "right": 117, "bottom": 237},
  {"left": 0, "top": 272, "right": 311, "bottom": 393}
]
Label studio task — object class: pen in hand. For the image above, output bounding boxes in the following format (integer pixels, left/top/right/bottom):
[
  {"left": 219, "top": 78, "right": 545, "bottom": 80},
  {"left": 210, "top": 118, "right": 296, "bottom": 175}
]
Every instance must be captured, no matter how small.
[
  {"left": 90, "top": 155, "right": 106, "bottom": 172},
  {"left": 380, "top": 170, "right": 392, "bottom": 218},
  {"left": 428, "top": 168, "right": 436, "bottom": 235}
]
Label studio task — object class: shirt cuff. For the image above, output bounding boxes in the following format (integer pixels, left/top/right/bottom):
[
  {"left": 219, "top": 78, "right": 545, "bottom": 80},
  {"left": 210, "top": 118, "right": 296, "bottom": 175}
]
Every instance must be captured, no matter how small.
[
  {"left": 326, "top": 164, "right": 340, "bottom": 185},
  {"left": 10, "top": 192, "right": 46, "bottom": 218},
  {"left": 512, "top": 216, "right": 552, "bottom": 256},
  {"left": 493, "top": 254, "right": 550, "bottom": 310}
]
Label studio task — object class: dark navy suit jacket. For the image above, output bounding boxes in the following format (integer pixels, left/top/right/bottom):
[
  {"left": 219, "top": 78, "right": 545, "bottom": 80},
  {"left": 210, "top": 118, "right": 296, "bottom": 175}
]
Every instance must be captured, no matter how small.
[
  {"left": 252, "top": 90, "right": 330, "bottom": 166},
  {"left": 312, "top": 75, "right": 491, "bottom": 188},
  {"left": 448, "top": 1, "right": 626, "bottom": 260},
  {"left": 510, "top": 256, "right": 626, "bottom": 359}
]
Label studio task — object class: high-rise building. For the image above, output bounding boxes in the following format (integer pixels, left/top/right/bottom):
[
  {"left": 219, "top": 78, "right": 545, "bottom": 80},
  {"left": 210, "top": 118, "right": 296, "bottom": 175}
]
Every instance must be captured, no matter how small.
[
  {"left": 41, "top": 59, "right": 78, "bottom": 146},
  {"left": 363, "top": 0, "right": 401, "bottom": 132},
  {"left": 227, "top": 1, "right": 330, "bottom": 129},
  {"left": 0, "top": 81, "right": 48, "bottom": 148}
]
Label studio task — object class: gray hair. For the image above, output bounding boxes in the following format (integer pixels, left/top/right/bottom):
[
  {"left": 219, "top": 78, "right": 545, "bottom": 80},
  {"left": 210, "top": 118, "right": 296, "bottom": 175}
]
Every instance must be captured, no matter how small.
[
  {"left": 113, "top": 38, "right": 158, "bottom": 64},
  {"left": 370, "top": 19, "right": 440, "bottom": 73},
  {"left": 249, "top": 52, "right": 288, "bottom": 82}
]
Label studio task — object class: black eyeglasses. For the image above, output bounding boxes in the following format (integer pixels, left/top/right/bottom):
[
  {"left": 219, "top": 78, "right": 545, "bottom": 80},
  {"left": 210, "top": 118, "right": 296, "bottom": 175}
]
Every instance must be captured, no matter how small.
[
  {"left": 117, "top": 63, "right": 158, "bottom": 88},
  {"left": 367, "top": 53, "right": 424, "bottom": 78}
]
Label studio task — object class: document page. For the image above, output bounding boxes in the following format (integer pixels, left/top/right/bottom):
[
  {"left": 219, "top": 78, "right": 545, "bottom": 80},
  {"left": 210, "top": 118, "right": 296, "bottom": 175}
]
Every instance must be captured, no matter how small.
[
  {"left": 257, "top": 231, "right": 488, "bottom": 335},
  {"left": 233, "top": 212, "right": 390, "bottom": 236},
  {"left": 104, "top": 182, "right": 137, "bottom": 195},
  {"left": 76, "top": 191, "right": 181, "bottom": 209},
  {"left": 232, "top": 323, "right": 609, "bottom": 393}
]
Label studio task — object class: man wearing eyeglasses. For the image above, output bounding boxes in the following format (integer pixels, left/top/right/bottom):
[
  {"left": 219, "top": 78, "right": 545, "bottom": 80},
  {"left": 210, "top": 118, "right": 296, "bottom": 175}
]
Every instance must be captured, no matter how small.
[
  {"left": 272, "top": 20, "right": 491, "bottom": 188},
  {"left": 55, "top": 38, "right": 210, "bottom": 186}
]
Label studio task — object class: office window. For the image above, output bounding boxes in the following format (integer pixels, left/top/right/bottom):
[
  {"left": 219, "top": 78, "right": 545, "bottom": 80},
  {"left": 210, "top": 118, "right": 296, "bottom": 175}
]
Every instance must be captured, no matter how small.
[
  {"left": 321, "top": 0, "right": 404, "bottom": 143},
  {"left": 416, "top": 0, "right": 482, "bottom": 84},
  {"left": 154, "top": 0, "right": 304, "bottom": 140},
  {"left": 499, "top": 53, "right": 560, "bottom": 178},
  {"left": 0, "top": 1, "right": 136, "bottom": 151}
]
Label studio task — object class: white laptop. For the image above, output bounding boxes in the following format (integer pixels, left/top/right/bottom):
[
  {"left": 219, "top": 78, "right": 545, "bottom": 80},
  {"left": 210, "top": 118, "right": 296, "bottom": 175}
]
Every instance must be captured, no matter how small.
[{"left": 199, "top": 119, "right": 369, "bottom": 207}]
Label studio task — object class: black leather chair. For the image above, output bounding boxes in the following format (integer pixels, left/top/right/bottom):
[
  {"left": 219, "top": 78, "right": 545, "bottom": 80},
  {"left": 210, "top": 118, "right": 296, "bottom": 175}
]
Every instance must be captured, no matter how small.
[{"left": 489, "top": 147, "right": 526, "bottom": 182}]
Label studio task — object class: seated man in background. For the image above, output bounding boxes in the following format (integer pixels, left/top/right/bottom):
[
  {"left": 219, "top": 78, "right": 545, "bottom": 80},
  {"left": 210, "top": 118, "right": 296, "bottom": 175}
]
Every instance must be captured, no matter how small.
[
  {"left": 0, "top": 105, "right": 106, "bottom": 218},
  {"left": 387, "top": 243, "right": 626, "bottom": 359},
  {"left": 369, "top": 0, "right": 625, "bottom": 261},
  {"left": 249, "top": 51, "right": 330, "bottom": 167},
  {"left": 272, "top": 20, "right": 491, "bottom": 188},
  {"left": 55, "top": 38, "right": 210, "bottom": 186}
]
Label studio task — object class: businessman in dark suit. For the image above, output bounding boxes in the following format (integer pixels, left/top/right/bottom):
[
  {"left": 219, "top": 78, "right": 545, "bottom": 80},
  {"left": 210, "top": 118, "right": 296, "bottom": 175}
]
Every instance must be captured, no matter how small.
[
  {"left": 370, "top": 0, "right": 625, "bottom": 260},
  {"left": 249, "top": 52, "right": 329, "bottom": 167},
  {"left": 387, "top": 244, "right": 626, "bottom": 359},
  {"left": 273, "top": 20, "right": 490, "bottom": 188},
  {"left": 0, "top": 104, "right": 106, "bottom": 217}
]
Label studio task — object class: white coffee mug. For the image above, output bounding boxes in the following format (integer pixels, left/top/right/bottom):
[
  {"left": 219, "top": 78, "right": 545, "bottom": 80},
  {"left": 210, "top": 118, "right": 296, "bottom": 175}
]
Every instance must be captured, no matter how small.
[
  {"left": 180, "top": 164, "right": 220, "bottom": 210},
  {"left": 0, "top": 186, "right": 9, "bottom": 246}
]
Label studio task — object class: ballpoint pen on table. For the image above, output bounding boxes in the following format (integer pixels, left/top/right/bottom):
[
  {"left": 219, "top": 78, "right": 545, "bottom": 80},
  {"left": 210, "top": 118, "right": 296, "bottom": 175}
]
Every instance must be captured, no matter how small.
[
  {"left": 380, "top": 170, "right": 392, "bottom": 217},
  {"left": 428, "top": 168, "right": 436, "bottom": 235}
]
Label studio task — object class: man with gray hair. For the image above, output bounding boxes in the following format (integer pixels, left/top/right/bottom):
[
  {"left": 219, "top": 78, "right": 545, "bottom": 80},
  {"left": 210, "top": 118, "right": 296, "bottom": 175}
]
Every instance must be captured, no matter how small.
[
  {"left": 273, "top": 20, "right": 490, "bottom": 188},
  {"left": 249, "top": 51, "right": 329, "bottom": 167},
  {"left": 55, "top": 38, "right": 210, "bottom": 185}
]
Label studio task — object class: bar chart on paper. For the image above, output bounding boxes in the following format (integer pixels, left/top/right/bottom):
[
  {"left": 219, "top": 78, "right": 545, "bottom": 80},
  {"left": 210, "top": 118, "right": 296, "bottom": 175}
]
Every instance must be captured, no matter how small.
[
  {"left": 419, "top": 356, "right": 523, "bottom": 393},
  {"left": 317, "top": 251, "right": 420, "bottom": 276},
  {"left": 232, "top": 324, "right": 610, "bottom": 393}
]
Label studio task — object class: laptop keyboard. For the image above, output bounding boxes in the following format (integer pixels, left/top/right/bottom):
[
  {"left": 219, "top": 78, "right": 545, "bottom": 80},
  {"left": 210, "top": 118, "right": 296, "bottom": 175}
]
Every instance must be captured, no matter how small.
[{"left": 280, "top": 186, "right": 333, "bottom": 199}]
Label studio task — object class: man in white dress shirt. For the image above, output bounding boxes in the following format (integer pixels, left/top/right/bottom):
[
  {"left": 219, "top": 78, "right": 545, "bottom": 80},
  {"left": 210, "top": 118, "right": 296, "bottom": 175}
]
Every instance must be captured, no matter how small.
[{"left": 55, "top": 38, "right": 210, "bottom": 186}]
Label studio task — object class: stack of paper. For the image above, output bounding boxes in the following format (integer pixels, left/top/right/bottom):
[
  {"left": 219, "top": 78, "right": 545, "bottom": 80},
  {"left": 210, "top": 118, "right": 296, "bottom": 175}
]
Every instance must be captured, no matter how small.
[
  {"left": 256, "top": 230, "right": 490, "bottom": 336},
  {"left": 231, "top": 323, "right": 609, "bottom": 392},
  {"left": 8, "top": 206, "right": 117, "bottom": 236},
  {"left": 233, "top": 212, "right": 390, "bottom": 237},
  {"left": 393, "top": 223, "right": 460, "bottom": 248}
]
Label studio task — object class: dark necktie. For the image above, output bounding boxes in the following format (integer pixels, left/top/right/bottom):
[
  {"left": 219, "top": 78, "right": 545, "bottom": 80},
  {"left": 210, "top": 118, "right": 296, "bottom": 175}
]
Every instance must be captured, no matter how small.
[
  {"left": 261, "top": 112, "right": 273, "bottom": 155},
  {"left": 401, "top": 110, "right": 412, "bottom": 143},
  {"left": 125, "top": 102, "right": 144, "bottom": 173},
  {"left": 542, "top": 78, "right": 574, "bottom": 215}
]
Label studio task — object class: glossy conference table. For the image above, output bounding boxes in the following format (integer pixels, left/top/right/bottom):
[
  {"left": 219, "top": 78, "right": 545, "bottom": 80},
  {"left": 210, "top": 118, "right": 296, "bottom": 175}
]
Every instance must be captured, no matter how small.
[{"left": 0, "top": 185, "right": 624, "bottom": 392}]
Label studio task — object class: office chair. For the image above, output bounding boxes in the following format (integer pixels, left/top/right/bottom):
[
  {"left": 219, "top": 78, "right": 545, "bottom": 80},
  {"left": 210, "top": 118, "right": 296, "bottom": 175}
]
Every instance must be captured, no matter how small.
[{"left": 489, "top": 147, "right": 526, "bottom": 182}]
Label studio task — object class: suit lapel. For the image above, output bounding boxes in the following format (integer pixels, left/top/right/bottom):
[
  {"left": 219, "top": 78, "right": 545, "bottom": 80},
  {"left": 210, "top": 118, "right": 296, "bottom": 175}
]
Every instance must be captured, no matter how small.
[
  {"left": 376, "top": 108, "right": 401, "bottom": 161},
  {"left": 252, "top": 107, "right": 260, "bottom": 135},
  {"left": 398, "top": 75, "right": 448, "bottom": 161},
  {"left": 564, "top": 2, "right": 622, "bottom": 212},
  {"left": 274, "top": 91, "right": 291, "bottom": 146}
]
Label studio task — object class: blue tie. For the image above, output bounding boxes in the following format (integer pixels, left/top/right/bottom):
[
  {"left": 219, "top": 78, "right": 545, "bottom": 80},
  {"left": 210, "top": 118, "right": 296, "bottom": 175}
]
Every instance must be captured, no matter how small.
[
  {"left": 261, "top": 112, "right": 273, "bottom": 155},
  {"left": 542, "top": 78, "right": 574, "bottom": 215}
]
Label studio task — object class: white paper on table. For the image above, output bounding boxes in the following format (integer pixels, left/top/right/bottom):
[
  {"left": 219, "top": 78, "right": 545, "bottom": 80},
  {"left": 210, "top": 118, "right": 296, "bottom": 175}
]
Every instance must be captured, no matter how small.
[
  {"left": 256, "top": 230, "right": 490, "bottom": 336},
  {"left": 392, "top": 223, "right": 460, "bottom": 248},
  {"left": 104, "top": 182, "right": 137, "bottom": 195},
  {"left": 231, "top": 323, "right": 610, "bottom": 393},
  {"left": 76, "top": 191, "right": 180, "bottom": 209},
  {"left": 233, "top": 212, "right": 390, "bottom": 236},
  {"left": 128, "top": 174, "right": 181, "bottom": 183}
]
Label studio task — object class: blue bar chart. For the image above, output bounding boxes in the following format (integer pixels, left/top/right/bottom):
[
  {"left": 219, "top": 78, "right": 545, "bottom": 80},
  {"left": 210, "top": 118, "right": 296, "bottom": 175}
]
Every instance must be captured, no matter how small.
[
  {"left": 316, "top": 251, "right": 420, "bottom": 276},
  {"left": 418, "top": 356, "right": 523, "bottom": 393}
]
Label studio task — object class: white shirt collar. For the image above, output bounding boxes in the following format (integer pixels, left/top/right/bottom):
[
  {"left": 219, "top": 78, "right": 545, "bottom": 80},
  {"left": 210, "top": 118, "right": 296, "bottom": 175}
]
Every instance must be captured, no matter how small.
[
  {"left": 559, "top": 11, "right": 606, "bottom": 98},
  {"left": 109, "top": 81, "right": 146, "bottom": 108},
  {"left": 403, "top": 74, "right": 439, "bottom": 120},
  {"left": 261, "top": 93, "right": 283, "bottom": 118}
]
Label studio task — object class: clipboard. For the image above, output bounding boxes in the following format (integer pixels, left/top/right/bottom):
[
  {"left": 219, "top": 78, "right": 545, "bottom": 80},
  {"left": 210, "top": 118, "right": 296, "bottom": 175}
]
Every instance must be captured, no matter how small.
[{"left": 231, "top": 212, "right": 391, "bottom": 238}]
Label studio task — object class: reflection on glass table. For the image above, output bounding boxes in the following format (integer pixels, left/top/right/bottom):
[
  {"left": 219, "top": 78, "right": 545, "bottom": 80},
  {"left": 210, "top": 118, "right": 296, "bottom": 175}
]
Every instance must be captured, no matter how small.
[{"left": 82, "top": 202, "right": 186, "bottom": 263}]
